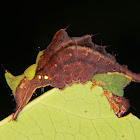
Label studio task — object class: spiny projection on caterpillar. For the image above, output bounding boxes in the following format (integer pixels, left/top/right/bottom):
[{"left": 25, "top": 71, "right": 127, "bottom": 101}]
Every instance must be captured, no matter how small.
[{"left": 4, "top": 29, "right": 140, "bottom": 120}]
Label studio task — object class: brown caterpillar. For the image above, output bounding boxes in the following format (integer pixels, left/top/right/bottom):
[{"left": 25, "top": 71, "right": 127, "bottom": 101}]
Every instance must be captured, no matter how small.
[
  {"left": 103, "top": 91, "right": 130, "bottom": 117},
  {"left": 5, "top": 29, "right": 140, "bottom": 120}
]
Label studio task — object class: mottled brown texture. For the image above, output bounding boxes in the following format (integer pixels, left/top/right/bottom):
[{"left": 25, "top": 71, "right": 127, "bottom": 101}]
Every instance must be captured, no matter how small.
[
  {"left": 104, "top": 90, "right": 130, "bottom": 117},
  {"left": 35, "top": 29, "right": 120, "bottom": 89},
  {"left": 11, "top": 29, "right": 140, "bottom": 120}
]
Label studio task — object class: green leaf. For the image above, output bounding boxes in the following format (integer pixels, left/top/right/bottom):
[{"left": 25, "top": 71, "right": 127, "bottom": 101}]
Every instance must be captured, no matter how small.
[
  {"left": 5, "top": 64, "right": 37, "bottom": 95},
  {"left": 91, "top": 72, "right": 132, "bottom": 97},
  {"left": 36, "top": 50, "right": 44, "bottom": 64},
  {"left": 5, "top": 72, "right": 24, "bottom": 95},
  {"left": 24, "top": 64, "right": 37, "bottom": 80},
  {"left": 0, "top": 81, "right": 140, "bottom": 140}
]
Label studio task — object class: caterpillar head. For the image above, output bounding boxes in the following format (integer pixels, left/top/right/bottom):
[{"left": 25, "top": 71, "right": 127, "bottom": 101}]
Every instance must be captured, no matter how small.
[{"left": 4, "top": 50, "right": 51, "bottom": 120}]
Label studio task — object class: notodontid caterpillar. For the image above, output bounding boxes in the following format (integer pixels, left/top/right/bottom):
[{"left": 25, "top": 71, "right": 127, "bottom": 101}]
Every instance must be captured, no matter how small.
[{"left": 4, "top": 29, "right": 140, "bottom": 120}]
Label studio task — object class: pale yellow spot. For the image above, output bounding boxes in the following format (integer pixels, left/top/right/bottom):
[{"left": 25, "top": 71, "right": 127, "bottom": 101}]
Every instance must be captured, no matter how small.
[
  {"left": 38, "top": 75, "right": 42, "bottom": 79},
  {"left": 44, "top": 75, "right": 49, "bottom": 79}
]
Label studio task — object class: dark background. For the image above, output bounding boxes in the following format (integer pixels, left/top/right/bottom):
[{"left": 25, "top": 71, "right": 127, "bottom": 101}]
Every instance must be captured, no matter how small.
[{"left": 0, "top": 1, "right": 140, "bottom": 120}]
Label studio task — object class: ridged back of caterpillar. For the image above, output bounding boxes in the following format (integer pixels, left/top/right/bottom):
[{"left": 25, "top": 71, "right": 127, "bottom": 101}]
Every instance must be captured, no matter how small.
[{"left": 35, "top": 45, "right": 120, "bottom": 89}]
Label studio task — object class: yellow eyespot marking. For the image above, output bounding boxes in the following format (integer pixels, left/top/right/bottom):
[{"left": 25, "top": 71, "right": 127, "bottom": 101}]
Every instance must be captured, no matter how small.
[
  {"left": 44, "top": 75, "right": 49, "bottom": 79},
  {"left": 38, "top": 75, "right": 42, "bottom": 79}
]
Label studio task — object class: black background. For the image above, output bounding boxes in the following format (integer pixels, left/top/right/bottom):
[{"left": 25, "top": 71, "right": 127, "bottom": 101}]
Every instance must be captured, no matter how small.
[{"left": 0, "top": 1, "right": 140, "bottom": 120}]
